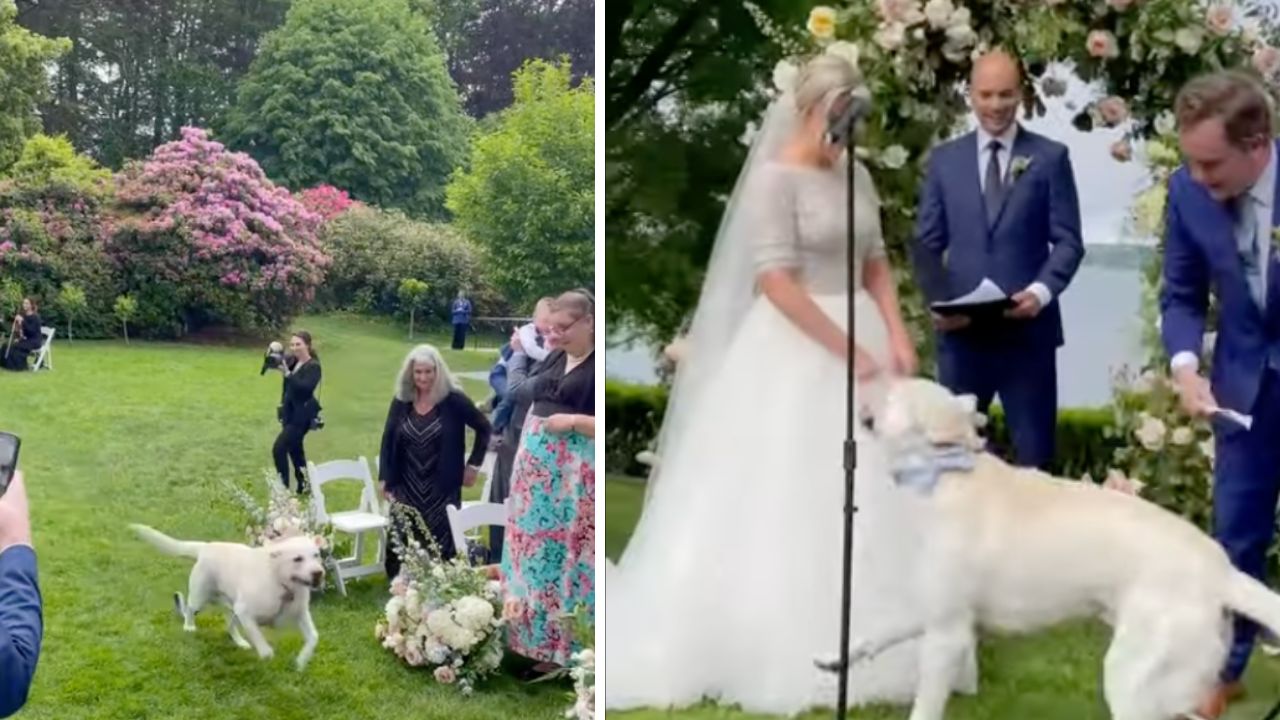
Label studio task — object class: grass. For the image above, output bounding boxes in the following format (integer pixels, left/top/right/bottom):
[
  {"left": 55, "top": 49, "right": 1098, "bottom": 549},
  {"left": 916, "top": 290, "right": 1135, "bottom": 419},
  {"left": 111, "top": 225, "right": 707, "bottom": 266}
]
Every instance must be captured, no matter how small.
[
  {"left": 605, "top": 475, "right": 1280, "bottom": 720},
  {"left": 0, "top": 314, "right": 572, "bottom": 720}
]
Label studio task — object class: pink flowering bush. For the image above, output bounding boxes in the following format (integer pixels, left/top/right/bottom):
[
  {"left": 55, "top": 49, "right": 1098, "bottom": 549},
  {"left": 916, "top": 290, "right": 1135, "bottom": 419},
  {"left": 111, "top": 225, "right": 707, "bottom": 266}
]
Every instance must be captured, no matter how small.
[
  {"left": 0, "top": 181, "right": 118, "bottom": 337},
  {"left": 110, "top": 127, "right": 330, "bottom": 332},
  {"left": 296, "top": 185, "right": 358, "bottom": 222}
]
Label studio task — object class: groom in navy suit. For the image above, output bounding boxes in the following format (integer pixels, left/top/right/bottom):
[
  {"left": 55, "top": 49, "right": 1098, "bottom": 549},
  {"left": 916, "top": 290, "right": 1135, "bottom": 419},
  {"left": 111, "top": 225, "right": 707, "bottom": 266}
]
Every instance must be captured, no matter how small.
[
  {"left": 912, "top": 50, "right": 1084, "bottom": 469},
  {"left": 1163, "top": 71, "right": 1280, "bottom": 719}
]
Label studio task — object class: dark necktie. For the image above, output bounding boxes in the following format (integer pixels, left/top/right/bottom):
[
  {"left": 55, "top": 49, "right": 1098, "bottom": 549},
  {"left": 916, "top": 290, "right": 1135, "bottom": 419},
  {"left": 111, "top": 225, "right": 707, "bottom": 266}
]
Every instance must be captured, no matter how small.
[{"left": 984, "top": 140, "right": 1005, "bottom": 225}]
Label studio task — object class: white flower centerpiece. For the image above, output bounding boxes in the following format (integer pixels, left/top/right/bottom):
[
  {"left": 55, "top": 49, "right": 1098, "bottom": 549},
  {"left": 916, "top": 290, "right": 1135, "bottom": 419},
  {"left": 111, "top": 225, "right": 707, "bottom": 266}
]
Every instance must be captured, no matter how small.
[
  {"left": 225, "top": 470, "right": 335, "bottom": 584},
  {"left": 374, "top": 504, "right": 506, "bottom": 695}
]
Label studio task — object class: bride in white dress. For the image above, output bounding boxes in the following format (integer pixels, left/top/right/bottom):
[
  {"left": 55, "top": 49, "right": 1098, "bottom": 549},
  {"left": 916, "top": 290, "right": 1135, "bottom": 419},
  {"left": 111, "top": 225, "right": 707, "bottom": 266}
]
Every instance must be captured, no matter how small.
[{"left": 605, "top": 54, "right": 977, "bottom": 715}]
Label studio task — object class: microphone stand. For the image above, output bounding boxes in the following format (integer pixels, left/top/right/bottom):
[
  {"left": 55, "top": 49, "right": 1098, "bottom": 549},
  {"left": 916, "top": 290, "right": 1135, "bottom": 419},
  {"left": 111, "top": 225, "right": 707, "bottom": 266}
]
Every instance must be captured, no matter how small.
[{"left": 814, "top": 92, "right": 862, "bottom": 720}]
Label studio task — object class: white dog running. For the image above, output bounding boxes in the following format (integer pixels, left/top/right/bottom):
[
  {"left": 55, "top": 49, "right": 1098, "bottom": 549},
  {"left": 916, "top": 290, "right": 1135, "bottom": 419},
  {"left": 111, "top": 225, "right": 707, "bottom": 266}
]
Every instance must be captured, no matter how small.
[
  {"left": 856, "top": 378, "right": 1280, "bottom": 720},
  {"left": 130, "top": 524, "right": 325, "bottom": 670}
]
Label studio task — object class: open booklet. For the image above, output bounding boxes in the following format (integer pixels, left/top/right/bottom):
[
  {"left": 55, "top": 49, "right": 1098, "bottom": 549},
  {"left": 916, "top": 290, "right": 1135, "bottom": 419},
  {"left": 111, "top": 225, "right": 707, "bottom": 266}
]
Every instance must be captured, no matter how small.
[{"left": 930, "top": 278, "right": 1015, "bottom": 317}]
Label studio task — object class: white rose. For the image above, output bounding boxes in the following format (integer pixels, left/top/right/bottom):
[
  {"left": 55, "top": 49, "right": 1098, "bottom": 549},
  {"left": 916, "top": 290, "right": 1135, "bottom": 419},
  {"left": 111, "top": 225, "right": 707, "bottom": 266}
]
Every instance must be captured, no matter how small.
[
  {"left": 876, "top": 22, "right": 907, "bottom": 51},
  {"left": 1135, "top": 413, "right": 1167, "bottom": 451},
  {"left": 455, "top": 596, "right": 497, "bottom": 631},
  {"left": 1175, "top": 27, "right": 1204, "bottom": 55},
  {"left": 923, "top": 0, "right": 953, "bottom": 30},
  {"left": 1154, "top": 111, "right": 1177, "bottom": 137},
  {"left": 1200, "top": 438, "right": 1216, "bottom": 463},
  {"left": 1171, "top": 426, "right": 1195, "bottom": 445},
  {"left": 1205, "top": 4, "right": 1234, "bottom": 37},
  {"left": 425, "top": 640, "right": 450, "bottom": 665},
  {"left": 947, "top": 6, "right": 970, "bottom": 28},
  {"left": 1254, "top": 45, "right": 1280, "bottom": 79},
  {"left": 739, "top": 121, "right": 759, "bottom": 148},
  {"left": 772, "top": 59, "right": 799, "bottom": 93},
  {"left": 825, "top": 40, "right": 860, "bottom": 70},
  {"left": 879, "top": 145, "right": 909, "bottom": 169}
]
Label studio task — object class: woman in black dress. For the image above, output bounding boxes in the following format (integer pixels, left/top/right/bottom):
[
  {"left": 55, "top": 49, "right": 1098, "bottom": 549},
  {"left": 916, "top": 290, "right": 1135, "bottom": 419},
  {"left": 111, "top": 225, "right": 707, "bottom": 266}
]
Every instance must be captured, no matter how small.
[
  {"left": 379, "top": 344, "right": 491, "bottom": 579},
  {"left": 3, "top": 298, "right": 42, "bottom": 372},
  {"left": 273, "top": 331, "right": 322, "bottom": 493}
]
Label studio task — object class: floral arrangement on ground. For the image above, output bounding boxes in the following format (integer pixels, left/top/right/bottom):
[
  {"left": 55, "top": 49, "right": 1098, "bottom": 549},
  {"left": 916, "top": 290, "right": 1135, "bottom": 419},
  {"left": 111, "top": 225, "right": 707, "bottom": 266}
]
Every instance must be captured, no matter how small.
[{"left": 375, "top": 504, "right": 506, "bottom": 695}]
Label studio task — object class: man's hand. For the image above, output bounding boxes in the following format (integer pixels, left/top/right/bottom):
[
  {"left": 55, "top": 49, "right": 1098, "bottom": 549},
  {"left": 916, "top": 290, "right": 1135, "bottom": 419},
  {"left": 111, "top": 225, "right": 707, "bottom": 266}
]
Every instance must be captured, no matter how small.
[
  {"left": 932, "top": 313, "right": 971, "bottom": 332},
  {"left": 0, "top": 471, "right": 32, "bottom": 553},
  {"left": 1004, "top": 290, "right": 1044, "bottom": 320},
  {"left": 510, "top": 328, "right": 524, "bottom": 353},
  {"left": 463, "top": 466, "right": 479, "bottom": 487},
  {"left": 1173, "top": 366, "right": 1217, "bottom": 417}
]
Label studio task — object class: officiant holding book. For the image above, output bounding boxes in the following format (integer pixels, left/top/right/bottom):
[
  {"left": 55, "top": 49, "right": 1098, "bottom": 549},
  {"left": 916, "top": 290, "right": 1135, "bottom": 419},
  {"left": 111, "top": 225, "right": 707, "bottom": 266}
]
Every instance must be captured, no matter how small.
[{"left": 910, "top": 50, "right": 1084, "bottom": 469}]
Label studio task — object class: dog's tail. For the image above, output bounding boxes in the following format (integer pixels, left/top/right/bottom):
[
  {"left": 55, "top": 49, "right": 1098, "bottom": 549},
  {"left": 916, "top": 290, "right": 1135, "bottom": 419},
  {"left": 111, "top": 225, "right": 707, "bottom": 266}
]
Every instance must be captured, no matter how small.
[
  {"left": 129, "top": 524, "right": 203, "bottom": 559},
  {"left": 1226, "top": 570, "right": 1280, "bottom": 636}
]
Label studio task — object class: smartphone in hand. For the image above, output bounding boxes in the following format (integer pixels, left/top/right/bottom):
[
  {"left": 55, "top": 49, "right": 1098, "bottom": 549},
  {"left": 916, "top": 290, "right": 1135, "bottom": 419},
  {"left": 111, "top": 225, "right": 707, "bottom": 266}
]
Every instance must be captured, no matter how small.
[{"left": 0, "top": 432, "right": 20, "bottom": 498}]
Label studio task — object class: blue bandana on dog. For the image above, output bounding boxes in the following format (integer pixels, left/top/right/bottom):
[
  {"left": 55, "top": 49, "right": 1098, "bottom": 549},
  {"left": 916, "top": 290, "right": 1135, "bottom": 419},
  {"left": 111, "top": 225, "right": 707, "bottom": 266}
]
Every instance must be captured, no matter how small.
[{"left": 890, "top": 438, "right": 976, "bottom": 494}]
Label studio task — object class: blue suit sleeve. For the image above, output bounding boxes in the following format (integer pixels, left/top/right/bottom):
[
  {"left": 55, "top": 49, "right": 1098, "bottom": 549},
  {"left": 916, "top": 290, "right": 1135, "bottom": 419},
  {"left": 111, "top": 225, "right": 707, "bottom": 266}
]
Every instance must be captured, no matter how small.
[
  {"left": 1159, "top": 176, "right": 1209, "bottom": 359},
  {"left": 0, "top": 545, "right": 41, "bottom": 718},
  {"left": 1037, "top": 146, "right": 1086, "bottom": 296},
  {"left": 912, "top": 152, "right": 951, "bottom": 304}
]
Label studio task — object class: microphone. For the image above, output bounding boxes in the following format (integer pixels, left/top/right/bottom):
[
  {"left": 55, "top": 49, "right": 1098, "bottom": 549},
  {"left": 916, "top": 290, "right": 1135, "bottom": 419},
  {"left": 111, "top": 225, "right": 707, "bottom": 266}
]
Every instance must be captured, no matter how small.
[{"left": 826, "top": 88, "right": 872, "bottom": 148}]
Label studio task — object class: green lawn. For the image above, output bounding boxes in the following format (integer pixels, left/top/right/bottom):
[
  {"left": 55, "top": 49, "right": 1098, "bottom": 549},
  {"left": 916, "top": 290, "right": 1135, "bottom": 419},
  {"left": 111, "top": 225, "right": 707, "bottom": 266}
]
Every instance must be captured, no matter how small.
[
  {"left": 605, "top": 475, "right": 1280, "bottom": 719},
  {"left": 0, "top": 314, "right": 571, "bottom": 720}
]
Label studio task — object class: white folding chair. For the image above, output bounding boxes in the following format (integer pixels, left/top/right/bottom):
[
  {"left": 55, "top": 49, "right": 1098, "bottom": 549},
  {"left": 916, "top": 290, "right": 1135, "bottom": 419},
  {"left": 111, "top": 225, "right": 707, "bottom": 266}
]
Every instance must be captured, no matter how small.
[
  {"left": 306, "top": 456, "right": 389, "bottom": 596},
  {"left": 31, "top": 327, "right": 54, "bottom": 371},
  {"left": 446, "top": 500, "right": 508, "bottom": 566}
]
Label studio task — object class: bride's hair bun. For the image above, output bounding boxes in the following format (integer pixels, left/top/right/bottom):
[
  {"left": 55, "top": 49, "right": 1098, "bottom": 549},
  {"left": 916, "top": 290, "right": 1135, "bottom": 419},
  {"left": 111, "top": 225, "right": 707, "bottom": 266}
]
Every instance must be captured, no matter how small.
[{"left": 793, "top": 54, "right": 862, "bottom": 117}]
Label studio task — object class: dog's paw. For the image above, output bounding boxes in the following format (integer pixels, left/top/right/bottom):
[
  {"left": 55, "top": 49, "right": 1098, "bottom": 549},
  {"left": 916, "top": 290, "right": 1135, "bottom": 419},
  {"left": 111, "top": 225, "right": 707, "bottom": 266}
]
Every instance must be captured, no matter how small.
[
  {"left": 257, "top": 647, "right": 275, "bottom": 660},
  {"left": 295, "top": 657, "right": 310, "bottom": 672}
]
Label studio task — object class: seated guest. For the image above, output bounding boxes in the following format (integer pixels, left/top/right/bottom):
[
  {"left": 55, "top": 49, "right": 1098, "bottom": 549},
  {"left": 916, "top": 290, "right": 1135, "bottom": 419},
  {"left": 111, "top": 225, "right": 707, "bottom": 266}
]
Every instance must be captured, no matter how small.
[
  {"left": 2, "top": 299, "right": 41, "bottom": 372},
  {"left": 379, "top": 344, "right": 491, "bottom": 579},
  {"left": 501, "top": 289, "right": 596, "bottom": 672}
]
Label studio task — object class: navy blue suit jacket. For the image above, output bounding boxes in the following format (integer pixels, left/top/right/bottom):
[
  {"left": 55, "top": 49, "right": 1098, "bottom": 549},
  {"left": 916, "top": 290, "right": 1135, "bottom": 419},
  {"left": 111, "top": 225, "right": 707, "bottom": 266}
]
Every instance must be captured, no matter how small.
[
  {"left": 1161, "top": 142, "right": 1280, "bottom": 418},
  {"left": 913, "top": 127, "right": 1085, "bottom": 349},
  {"left": 0, "top": 545, "right": 41, "bottom": 717}
]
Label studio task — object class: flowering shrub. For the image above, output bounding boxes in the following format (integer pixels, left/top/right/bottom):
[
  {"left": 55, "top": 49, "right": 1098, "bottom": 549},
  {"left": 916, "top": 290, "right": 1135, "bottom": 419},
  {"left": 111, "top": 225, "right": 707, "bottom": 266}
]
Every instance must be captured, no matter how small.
[
  {"left": 296, "top": 184, "right": 358, "bottom": 222},
  {"left": 111, "top": 127, "right": 330, "bottom": 333},
  {"left": 1104, "top": 368, "right": 1215, "bottom": 531},
  {"left": 375, "top": 504, "right": 506, "bottom": 694}
]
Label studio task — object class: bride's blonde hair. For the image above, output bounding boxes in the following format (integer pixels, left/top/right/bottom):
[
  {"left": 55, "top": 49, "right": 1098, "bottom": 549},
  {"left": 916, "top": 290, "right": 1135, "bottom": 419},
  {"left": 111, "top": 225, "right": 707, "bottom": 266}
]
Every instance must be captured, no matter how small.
[{"left": 792, "top": 54, "right": 863, "bottom": 118}]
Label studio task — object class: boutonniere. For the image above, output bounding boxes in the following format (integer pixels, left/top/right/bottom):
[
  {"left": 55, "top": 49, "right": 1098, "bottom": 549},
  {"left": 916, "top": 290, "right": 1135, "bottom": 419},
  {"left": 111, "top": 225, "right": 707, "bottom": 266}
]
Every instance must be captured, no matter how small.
[{"left": 1009, "top": 155, "right": 1034, "bottom": 181}]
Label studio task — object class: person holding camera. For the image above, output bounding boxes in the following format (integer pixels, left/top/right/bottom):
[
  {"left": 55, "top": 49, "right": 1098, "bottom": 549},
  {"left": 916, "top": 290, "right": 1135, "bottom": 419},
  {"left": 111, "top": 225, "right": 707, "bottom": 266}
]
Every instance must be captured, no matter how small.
[
  {"left": 379, "top": 344, "right": 491, "bottom": 578},
  {"left": 273, "top": 331, "right": 322, "bottom": 494},
  {"left": 0, "top": 471, "right": 42, "bottom": 717}
]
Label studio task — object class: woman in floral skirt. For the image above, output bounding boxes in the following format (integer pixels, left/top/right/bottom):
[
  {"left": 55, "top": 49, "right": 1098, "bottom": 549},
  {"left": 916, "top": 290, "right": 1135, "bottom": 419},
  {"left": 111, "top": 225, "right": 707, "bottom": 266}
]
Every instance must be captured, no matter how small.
[{"left": 500, "top": 289, "right": 595, "bottom": 672}]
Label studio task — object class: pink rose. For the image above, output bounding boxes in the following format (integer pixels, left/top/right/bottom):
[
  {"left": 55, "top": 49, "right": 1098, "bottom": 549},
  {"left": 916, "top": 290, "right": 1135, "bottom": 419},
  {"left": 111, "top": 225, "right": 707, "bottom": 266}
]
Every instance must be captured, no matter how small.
[
  {"left": 1087, "top": 30, "right": 1120, "bottom": 59},
  {"left": 1110, "top": 140, "right": 1133, "bottom": 163},
  {"left": 1254, "top": 45, "right": 1280, "bottom": 78},
  {"left": 434, "top": 666, "right": 457, "bottom": 684},
  {"left": 1097, "top": 96, "right": 1130, "bottom": 127},
  {"left": 502, "top": 598, "right": 523, "bottom": 622},
  {"left": 1206, "top": 4, "right": 1234, "bottom": 37},
  {"left": 391, "top": 577, "right": 408, "bottom": 597}
]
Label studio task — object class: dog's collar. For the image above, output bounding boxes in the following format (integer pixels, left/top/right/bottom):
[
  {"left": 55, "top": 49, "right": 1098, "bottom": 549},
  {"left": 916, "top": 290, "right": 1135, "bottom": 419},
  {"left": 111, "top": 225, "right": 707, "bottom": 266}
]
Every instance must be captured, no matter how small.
[{"left": 890, "top": 440, "right": 975, "bottom": 494}]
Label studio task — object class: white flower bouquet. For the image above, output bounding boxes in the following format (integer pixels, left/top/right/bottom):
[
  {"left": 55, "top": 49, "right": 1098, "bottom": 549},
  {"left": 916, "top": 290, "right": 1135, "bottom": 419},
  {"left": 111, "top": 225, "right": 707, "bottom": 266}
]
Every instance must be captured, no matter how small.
[
  {"left": 374, "top": 504, "right": 506, "bottom": 694},
  {"left": 225, "top": 470, "right": 335, "bottom": 572}
]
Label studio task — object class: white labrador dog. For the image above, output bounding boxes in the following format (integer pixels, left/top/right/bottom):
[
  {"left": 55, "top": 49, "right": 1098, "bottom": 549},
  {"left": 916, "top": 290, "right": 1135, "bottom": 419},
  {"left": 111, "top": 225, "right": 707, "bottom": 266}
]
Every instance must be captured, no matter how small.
[
  {"left": 855, "top": 377, "right": 1280, "bottom": 720},
  {"left": 130, "top": 524, "right": 325, "bottom": 670}
]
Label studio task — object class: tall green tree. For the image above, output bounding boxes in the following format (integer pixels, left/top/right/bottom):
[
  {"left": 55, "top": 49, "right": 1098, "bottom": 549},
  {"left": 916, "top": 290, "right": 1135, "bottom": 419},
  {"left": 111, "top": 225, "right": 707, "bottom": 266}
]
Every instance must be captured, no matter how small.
[
  {"left": 417, "top": 0, "right": 593, "bottom": 117},
  {"left": 16, "top": 0, "right": 289, "bottom": 168},
  {"left": 0, "top": 0, "right": 71, "bottom": 171},
  {"left": 605, "top": 0, "right": 802, "bottom": 344},
  {"left": 447, "top": 59, "right": 593, "bottom": 307},
  {"left": 222, "top": 0, "right": 470, "bottom": 219}
]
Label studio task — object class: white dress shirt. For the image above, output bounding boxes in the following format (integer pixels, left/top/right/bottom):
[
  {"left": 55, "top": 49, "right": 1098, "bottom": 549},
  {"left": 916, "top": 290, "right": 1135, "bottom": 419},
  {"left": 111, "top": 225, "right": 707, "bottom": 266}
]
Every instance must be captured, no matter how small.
[
  {"left": 1170, "top": 144, "right": 1276, "bottom": 374},
  {"left": 974, "top": 124, "right": 1053, "bottom": 308}
]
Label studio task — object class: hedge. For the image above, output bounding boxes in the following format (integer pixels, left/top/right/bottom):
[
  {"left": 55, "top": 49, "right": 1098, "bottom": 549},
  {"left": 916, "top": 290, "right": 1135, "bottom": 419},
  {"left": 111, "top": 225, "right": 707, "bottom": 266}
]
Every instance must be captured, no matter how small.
[{"left": 605, "top": 380, "right": 1121, "bottom": 481}]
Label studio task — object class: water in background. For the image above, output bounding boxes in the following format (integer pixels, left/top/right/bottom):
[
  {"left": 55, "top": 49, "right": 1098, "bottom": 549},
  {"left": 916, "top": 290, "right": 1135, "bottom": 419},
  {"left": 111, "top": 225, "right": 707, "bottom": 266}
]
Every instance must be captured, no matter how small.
[{"left": 606, "top": 246, "right": 1148, "bottom": 409}]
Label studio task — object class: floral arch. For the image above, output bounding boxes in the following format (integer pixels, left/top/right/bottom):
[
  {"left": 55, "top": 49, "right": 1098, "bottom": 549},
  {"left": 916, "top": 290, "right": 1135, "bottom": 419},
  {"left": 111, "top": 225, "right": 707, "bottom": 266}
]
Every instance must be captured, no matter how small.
[{"left": 743, "top": 0, "right": 1280, "bottom": 529}]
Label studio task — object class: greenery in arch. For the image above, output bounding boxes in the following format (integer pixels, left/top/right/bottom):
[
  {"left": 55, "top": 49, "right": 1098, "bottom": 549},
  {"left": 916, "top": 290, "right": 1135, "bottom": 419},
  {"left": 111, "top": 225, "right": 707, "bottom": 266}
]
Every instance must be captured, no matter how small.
[{"left": 750, "top": 0, "right": 1280, "bottom": 371}]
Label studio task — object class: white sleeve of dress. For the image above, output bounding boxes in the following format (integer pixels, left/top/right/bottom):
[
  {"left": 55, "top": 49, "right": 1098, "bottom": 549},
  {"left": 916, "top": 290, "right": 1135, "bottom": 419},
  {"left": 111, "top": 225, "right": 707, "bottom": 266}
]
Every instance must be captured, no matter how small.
[
  {"left": 854, "top": 160, "right": 887, "bottom": 262},
  {"left": 750, "top": 167, "right": 802, "bottom": 275}
]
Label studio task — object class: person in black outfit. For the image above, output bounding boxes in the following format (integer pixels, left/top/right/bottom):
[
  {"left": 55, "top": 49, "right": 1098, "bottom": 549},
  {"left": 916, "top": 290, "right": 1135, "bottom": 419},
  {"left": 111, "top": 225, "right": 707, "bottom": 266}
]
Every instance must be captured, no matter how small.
[
  {"left": 379, "top": 344, "right": 491, "bottom": 579},
  {"left": 2, "top": 299, "right": 42, "bottom": 372},
  {"left": 273, "top": 331, "right": 322, "bottom": 494}
]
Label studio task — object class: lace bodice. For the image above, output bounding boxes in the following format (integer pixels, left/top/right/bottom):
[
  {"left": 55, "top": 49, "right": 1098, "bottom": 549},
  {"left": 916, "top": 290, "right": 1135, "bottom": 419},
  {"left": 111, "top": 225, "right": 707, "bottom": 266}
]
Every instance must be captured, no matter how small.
[{"left": 747, "top": 160, "right": 886, "bottom": 294}]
